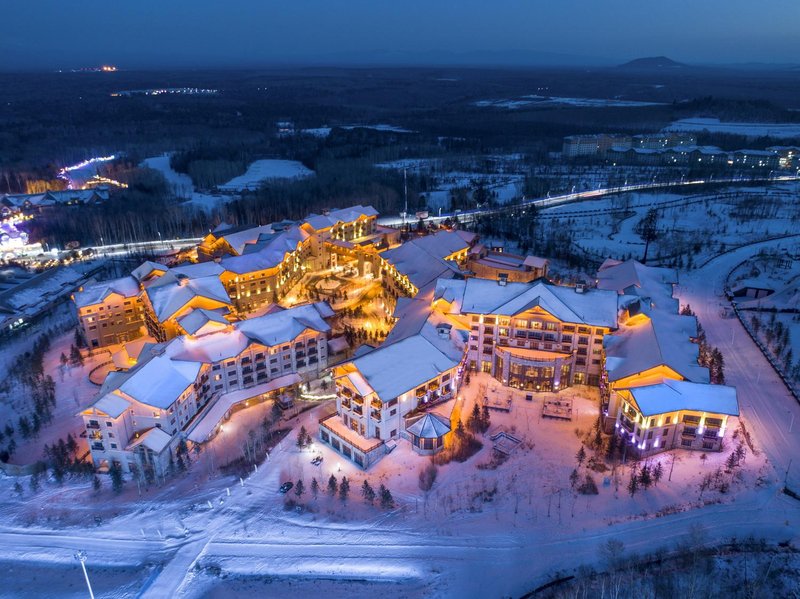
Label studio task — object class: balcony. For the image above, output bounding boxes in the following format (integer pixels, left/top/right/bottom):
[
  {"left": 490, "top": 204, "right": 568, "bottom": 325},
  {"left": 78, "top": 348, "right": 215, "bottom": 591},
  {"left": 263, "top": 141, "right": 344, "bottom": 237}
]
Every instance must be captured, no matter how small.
[
  {"left": 352, "top": 394, "right": 364, "bottom": 405},
  {"left": 371, "top": 409, "right": 382, "bottom": 421},
  {"left": 682, "top": 428, "right": 697, "bottom": 438},
  {"left": 91, "top": 442, "right": 105, "bottom": 451},
  {"left": 86, "top": 422, "right": 100, "bottom": 430},
  {"left": 371, "top": 398, "right": 382, "bottom": 410},
  {"left": 352, "top": 405, "right": 363, "bottom": 416},
  {"left": 341, "top": 398, "right": 351, "bottom": 409}
]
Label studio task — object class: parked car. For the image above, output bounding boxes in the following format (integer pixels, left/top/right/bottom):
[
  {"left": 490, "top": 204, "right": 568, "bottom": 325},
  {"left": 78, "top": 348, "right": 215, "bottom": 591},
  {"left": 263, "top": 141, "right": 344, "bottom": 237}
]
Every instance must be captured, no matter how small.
[
  {"left": 311, "top": 455, "right": 324, "bottom": 466},
  {"left": 279, "top": 481, "right": 294, "bottom": 494}
]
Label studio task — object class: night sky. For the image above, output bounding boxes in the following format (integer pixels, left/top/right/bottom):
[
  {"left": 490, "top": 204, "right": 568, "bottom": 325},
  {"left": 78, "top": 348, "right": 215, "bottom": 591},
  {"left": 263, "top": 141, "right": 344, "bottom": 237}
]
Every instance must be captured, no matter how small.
[{"left": 2, "top": 0, "right": 798, "bottom": 70}]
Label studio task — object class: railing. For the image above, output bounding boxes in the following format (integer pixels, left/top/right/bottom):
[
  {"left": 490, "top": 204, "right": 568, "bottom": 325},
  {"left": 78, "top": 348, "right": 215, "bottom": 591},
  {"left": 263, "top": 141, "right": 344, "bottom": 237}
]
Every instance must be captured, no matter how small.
[{"left": 371, "top": 410, "right": 382, "bottom": 421}]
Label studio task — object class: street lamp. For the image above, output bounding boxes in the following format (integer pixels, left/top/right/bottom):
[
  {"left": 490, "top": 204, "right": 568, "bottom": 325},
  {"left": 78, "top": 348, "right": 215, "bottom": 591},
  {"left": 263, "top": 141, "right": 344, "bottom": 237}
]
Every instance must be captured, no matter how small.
[{"left": 74, "top": 551, "right": 95, "bottom": 599}]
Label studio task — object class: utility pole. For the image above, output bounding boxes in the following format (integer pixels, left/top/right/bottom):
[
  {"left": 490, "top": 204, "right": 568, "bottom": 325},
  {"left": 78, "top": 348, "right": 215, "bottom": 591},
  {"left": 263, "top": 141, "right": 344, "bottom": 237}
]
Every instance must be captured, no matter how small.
[
  {"left": 74, "top": 551, "right": 95, "bottom": 599},
  {"left": 403, "top": 168, "right": 408, "bottom": 226}
]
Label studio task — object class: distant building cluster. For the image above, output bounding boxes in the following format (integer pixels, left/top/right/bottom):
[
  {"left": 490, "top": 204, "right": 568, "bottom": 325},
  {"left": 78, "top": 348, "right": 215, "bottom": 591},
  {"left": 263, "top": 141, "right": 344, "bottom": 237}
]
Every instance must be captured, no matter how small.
[
  {"left": 563, "top": 133, "right": 798, "bottom": 170},
  {"left": 1, "top": 187, "right": 110, "bottom": 217},
  {"left": 73, "top": 203, "right": 737, "bottom": 474},
  {"left": 562, "top": 133, "right": 697, "bottom": 158}
]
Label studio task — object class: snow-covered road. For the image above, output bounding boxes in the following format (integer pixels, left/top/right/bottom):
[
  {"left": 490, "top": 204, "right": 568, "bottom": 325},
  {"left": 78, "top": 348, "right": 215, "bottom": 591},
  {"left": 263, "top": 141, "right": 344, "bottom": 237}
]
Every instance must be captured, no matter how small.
[{"left": 677, "top": 234, "right": 800, "bottom": 491}]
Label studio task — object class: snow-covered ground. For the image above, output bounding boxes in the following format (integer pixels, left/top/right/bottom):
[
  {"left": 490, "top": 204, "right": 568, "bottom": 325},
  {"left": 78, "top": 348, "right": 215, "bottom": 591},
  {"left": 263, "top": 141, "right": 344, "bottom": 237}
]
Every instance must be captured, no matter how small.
[
  {"left": 475, "top": 95, "right": 663, "bottom": 110},
  {"left": 665, "top": 118, "right": 800, "bottom": 139},
  {"left": 300, "top": 124, "right": 414, "bottom": 137},
  {"left": 140, "top": 154, "right": 232, "bottom": 212},
  {"left": 217, "top": 159, "right": 314, "bottom": 192},
  {"left": 537, "top": 182, "right": 800, "bottom": 266}
]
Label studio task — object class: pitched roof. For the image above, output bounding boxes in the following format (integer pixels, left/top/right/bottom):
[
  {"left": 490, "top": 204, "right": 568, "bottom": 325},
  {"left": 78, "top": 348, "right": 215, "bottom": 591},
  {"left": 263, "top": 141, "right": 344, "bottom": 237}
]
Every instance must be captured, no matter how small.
[
  {"left": 303, "top": 205, "right": 378, "bottom": 231},
  {"left": 73, "top": 275, "right": 140, "bottom": 308},
  {"left": 351, "top": 333, "right": 461, "bottom": 401},
  {"left": 215, "top": 224, "right": 275, "bottom": 255},
  {"left": 177, "top": 308, "right": 230, "bottom": 336},
  {"left": 406, "top": 413, "right": 451, "bottom": 438},
  {"left": 220, "top": 226, "right": 309, "bottom": 274},
  {"left": 126, "top": 427, "right": 173, "bottom": 453},
  {"left": 131, "top": 261, "right": 168, "bottom": 282},
  {"left": 435, "top": 278, "right": 619, "bottom": 328},
  {"left": 603, "top": 312, "right": 709, "bottom": 384},
  {"left": 626, "top": 379, "right": 738, "bottom": 417},
  {"left": 145, "top": 273, "right": 231, "bottom": 321}
]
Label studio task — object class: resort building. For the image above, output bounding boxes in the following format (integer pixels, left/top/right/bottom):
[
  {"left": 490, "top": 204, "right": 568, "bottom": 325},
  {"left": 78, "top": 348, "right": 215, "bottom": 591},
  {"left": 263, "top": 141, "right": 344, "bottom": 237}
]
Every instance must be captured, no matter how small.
[
  {"left": 79, "top": 302, "right": 333, "bottom": 475},
  {"left": 320, "top": 301, "right": 466, "bottom": 468},
  {"left": 433, "top": 277, "right": 619, "bottom": 388},
  {"left": 467, "top": 244, "right": 549, "bottom": 283},
  {"left": 609, "top": 379, "right": 739, "bottom": 458},
  {"left": 377, "top": 229, "right": 475, "bottom": 297},
  {"left": 73, "top": 276, "right": 146, "bottom": 348}
]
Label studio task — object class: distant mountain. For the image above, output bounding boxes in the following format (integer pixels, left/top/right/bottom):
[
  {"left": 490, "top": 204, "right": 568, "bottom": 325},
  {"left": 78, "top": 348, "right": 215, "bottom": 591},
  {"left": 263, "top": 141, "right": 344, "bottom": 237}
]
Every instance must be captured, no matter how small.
[{"left": 619, "top": 56, "right": 686, "bottom": 69}]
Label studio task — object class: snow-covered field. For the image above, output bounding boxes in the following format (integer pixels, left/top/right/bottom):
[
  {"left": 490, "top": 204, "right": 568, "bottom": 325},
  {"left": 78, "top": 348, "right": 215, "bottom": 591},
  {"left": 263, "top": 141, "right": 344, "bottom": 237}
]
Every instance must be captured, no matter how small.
[
  {"left": 301, "top": 124, "right": 414, "bottom": 137},
  {"left": 475, "top": 95, "right": 663, "bottom": 110},
  {"left": 218, "top": 159, "right": 314, "bottom": 191},
  {"left": 140, "top": 154, "right": 232, "bottom": 212},
  {"left": 665, "top": 118, "right": 800, "bottom": 139},
  {"left": 538, "top": 182, "right": 800, "bottom": 267}
]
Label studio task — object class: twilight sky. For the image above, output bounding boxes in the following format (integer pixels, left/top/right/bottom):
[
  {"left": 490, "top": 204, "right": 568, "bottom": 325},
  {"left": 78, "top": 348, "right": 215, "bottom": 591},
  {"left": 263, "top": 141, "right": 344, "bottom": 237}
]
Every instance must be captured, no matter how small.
[{"left": 1, "top": 0, "right": 798, "bottom": 70}]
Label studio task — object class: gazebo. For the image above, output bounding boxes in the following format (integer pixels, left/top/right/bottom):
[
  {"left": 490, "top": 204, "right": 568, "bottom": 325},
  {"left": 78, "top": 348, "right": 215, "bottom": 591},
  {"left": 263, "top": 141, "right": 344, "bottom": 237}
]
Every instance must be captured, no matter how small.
[{"left": 405, "top": 412, "right": 451, "bottom": 455}]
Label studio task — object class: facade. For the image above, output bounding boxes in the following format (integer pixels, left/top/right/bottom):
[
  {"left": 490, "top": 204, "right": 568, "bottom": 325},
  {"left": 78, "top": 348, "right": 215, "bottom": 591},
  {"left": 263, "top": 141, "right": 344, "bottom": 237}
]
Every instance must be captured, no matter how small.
[
  {"left": 73, "top": 276, "right": 145, "bottom": 347},
  {"left": 320, "top": 310, "right": 465, "bottom": 468},
  {"left": 74, "top": 206, "right": 379, "bottom": 348},
  {"left": 79, "top": 302, "right": 333, "bottom": 474},
  {"left": 434, "top": 278, "right": 619, "bottom": 389},
  {"left": 608, "top": 379, "right": 738, "bottom": 458}
]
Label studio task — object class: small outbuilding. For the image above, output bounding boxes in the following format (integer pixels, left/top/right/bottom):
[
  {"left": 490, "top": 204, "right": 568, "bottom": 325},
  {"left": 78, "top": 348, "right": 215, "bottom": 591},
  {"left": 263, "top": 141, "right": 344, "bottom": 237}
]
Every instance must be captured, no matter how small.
[{"left": 405, "top": 412, "right": 451, "bottom": 454}]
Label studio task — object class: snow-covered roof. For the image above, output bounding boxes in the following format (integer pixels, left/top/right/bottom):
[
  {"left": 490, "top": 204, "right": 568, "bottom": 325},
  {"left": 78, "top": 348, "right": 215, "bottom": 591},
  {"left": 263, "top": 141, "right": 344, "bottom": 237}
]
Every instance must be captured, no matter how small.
[
  {"left": 221, "top": 226, "right": 309, "bottom": 274},
  {"left": 626, "top": 379, "right": 738, "bottom": 417},
  {"left": 303, "top": 205, "right": 378, "bottom": 231},
  {"left": 434, "top": 278, "right": 618, "bottom": 328},
  {"left": 131, "top": 260, "right": 168, "bottom": 282},
  {"left": 125, "top": 426, "right": 172, "bottom": 453},
  {"left": 406, "top": 412, "right": 451, "bottom": 438},
  {"left": 596, "top": 259, "right": 678, "bottom": 311},
  {"left": 177, "top": 308, "right": 230, "bottom": 336},
  {"left": 126, "top": 427, "right": 173, "bottom": 453},
  {"left": 87, "top": 392, "right": 131, "bottom": 419},
  {"left": 350, "top": 333, "right": 462, "bottom": 401},
  {"left": 603, "top": 312, "right": 709, "bottom": 384},
  {"left": 171, "top": 261, "right": 225, "bottom": 279},
  {"left": 215, "top": 224, "right": 274, "bottom": 255},
  {"left": 145, "top": 273, "right": 231, "bottom": 321},
  {"left": 73, "top": 275, "right": 140, "bottom": 308},
  {"left": 380, "top": 237, "right": 464, "bottom": 292},
  {"left": 403, "top": 230, "right": 475, "bottom": 260}
]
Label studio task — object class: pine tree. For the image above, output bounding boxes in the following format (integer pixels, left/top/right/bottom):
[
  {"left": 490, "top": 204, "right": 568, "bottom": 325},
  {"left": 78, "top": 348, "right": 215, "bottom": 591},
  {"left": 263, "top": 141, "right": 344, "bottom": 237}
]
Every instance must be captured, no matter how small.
[
  {"left": 29, "top": 473, "right": 40, "bottom": 493},
  {"left": 328, "top": 474, "right": 338, "bottom": 496},
  {"left": 93, "top": 475, "right": 102, "bottom": 493},
  {"left": 339, "top": 476, "right": 350, "bottom": 502},
  {"left": 294, "top": 479, "right": 305, "bottom": 499},
  {"left": 311, "top": 477, "right": 319, "bottom": 499},
  {"left": 467, "top": 403, "right": 481, "bottom": 434},
  {"left": 13, "top": 481, "right": 23, "bottom": 497},
  {"left": 297, "top": 426, "right": 308, "bottom": 447},
  {"left": 569, "top": 468, "right": 579, "bottom": 489},
  {"left": 480, "top": 405, "right": 491, "bottom": 433},
  {"left": 576, "top": 445, "right": 586, "bottom": 466},
  {"left": 59, "top": 352, "right": 68, "bottom": 368},
  {"left": 379, "top": 484, "right": 395, "bottom": 509},
  {"left": 653, "top": 462, "right": 663, "bottom": 486},
  {"left": 271, "top": 400, "right": 282, "bottom": 424},
  {"left": 627, "top": 470, "right": 639, "bottom": 497},
  {"left": 110, "top": 463, "right": 124, "bottom": 494},
  {"left": 361, "top": 479, "right": 376, "bottom": 504},
  {"left": 639, "top": 464, "right": 652, "bottom": 489}
]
